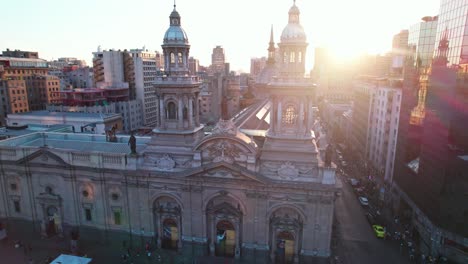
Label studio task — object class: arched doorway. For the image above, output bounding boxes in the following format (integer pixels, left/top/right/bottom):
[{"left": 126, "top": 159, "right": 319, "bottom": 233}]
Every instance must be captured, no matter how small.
[
  {"left": 215, "top": 220, "right": 236, "bottom": 257},
  {"left": 206, "top": 193, "right": 243, "bottom": 259},
  {"left": 269, "top": 207, "right": 304, "bottom": 264},
  {"left": 153, "top": 196, "right": 182, "bottom": 250},
  {"left": 162, "top": 218, "right": 179, "bottom": 250},
  {"left": 275, "top": 231, "right": 295, "bottom": 264},
  {"left": 46, "top": 206, "right": 58, "bottom": 237}
]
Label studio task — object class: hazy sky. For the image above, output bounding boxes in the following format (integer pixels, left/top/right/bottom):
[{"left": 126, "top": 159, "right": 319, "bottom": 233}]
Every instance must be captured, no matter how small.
[{"left": 2, "top": 0, "right": 440, "bottom": 72}]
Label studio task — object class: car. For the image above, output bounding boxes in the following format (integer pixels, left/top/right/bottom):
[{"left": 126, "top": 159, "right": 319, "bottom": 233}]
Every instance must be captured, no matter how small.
[
  {"left": 358, "top": 196, "right": 369, "bottom": 206},
  {"left": 372, "top": 225, "right": 385, "bottom": 238}
]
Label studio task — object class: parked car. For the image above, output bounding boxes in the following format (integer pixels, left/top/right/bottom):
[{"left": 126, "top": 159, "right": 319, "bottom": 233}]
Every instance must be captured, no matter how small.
[
  {"left": 372, "top": 225, "right": 386, "bottom": 238},
  {"left": 358, "top": 196, "right": 369, "bottom": 206}
]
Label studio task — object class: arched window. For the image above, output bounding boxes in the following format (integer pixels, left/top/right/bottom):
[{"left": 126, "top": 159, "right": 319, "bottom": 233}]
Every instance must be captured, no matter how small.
[
  {"left": 282, "top": 105, "right": 297, "bottom": 125},
  {"left": 283, "top": 52, "right": 288, "bottom": 63},
  {"left": 290, "top": 52, "right": 295, "bottom": 63},
  {"left": 167, "top": 102, "right": 176, "bottom": 119},
  {"left": 170, "top": 53, "right": 175, "bottom": 64},
  {"left": 178, "top": 52, "right": 183, "bottom": 64},
  {"left": 298, "top": 52, "right": 302, "bottom": 63}
]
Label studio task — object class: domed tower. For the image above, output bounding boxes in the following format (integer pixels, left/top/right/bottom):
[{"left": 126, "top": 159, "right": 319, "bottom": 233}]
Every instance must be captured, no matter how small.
[
  {"left": 260, "top": 1, "right": 326, "bottom": 182},
  {"left": 278, "top": 0, "right": 308, "bottom": 78},
  {"left": 162, "top": 6, "right": 190, "bottom": 76},
  {"left": 151, "top": 4, "right": 204, "bottom": 148}
]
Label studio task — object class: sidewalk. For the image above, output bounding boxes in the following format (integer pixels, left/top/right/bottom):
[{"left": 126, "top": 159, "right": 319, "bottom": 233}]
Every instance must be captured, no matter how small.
[{"left": 0, "top": 222, "right": 259, "bottom": 264}]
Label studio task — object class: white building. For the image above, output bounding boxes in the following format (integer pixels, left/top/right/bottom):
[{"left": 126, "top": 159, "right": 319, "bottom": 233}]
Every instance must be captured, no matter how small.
[
  {"left": 92, "top": 49, "right": 160, "bottom": 127},
  {"left": 367, "top": 78, "right": 402, "bottom": 185},
  {"left": 92, "top": 50, "right": 128, "bottom": 89},
  {"left": 7, "top": 111, "right": 122, "bottom": 135},
  {"left": 128, "top": 49, "right": 160, "bottom": 127},
  {"left": 47, "top": 99, "right": 144, "bottom": 133}
]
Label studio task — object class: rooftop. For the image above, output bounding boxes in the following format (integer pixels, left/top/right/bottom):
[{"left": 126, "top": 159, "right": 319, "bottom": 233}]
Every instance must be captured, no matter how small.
[
  {"left": 0, "top": 124, "right": 73, "bottom": 138},
  {"left": 0, "top": 132, "right": 150, "bottom": 154},
  {"left": 8, "top": 110, "right": 121, "bottom": 120}
]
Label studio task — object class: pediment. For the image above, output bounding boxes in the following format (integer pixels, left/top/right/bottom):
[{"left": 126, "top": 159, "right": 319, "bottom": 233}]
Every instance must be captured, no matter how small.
[
  {"left": 184, "top": 162, "right": 267, "bottom": 185},
  {"left": 17, "top": 149, "right": 70, "bottom": 167}
]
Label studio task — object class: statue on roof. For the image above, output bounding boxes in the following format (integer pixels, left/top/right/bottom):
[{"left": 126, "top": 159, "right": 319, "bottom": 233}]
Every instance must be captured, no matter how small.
[
  {"left": 128, "top": 131, "right": 137, "bottom": 155},
  {"left": 106, "top": 124, "right": 117, "bottom": 142}
]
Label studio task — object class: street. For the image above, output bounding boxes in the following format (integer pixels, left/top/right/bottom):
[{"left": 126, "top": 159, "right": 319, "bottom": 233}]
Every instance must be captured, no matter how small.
[{"left": 334, "top": 172, "right": 409, "bottom": 264}]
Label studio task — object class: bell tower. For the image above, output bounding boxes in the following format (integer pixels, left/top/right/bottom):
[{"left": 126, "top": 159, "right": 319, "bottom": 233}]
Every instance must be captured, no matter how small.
[
  {"left": 260, "top": 1, "right": 322, "bottom": 181},
  {"left": 151, "top": 4, "right": 204, "bottom": 148},
  {"left": 278, "top": 0, "right": 308, "bottom": 78}
]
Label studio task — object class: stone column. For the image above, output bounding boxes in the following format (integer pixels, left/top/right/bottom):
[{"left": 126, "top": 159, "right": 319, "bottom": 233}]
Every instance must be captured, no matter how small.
[
  {"left": 177, "top": 216, "right": 183, "bottom": 250},
  {"left": 40, "top": 204, "right": 47, "bottom": 237},
  {"left": 209, "top": 215, "right": 215, "bottom": 256},
  {"left": 304, "top": 98, "right": 310, "bottom": 136},
  {"left": 159, "top": 97, "right": 165, "bottom": 128},
  {"left": 270, "top": 96, "right": 276, "bottom": 134},
  {"left": 235, "top": 220, "right": 241, "bottom": 259},
  {"left": 299, "top": 100, "right": 304, "bottom": 136},
  {"left": 175, "top": 48, "right": 179, "bottom": 69},
  {"left": 165, "top": 53, "right": 169, "bottom": 71},
  {"left": 178, "top": 95, "right": 183, "bottom": 129},
  {"left": 277, "top": 101, "right": 282, "bottom": 132},
  {"left": 188, "top": 97, "right": 194, "bottom": 128},
  {"left": 270, "top": 227, "right": 276, "bottom": 263},
  {"left": 195, "top": 96, "right": 200, "bottom": 126},
  {"left": 156, "top": 213, "right": 162, "bottom": 248}
]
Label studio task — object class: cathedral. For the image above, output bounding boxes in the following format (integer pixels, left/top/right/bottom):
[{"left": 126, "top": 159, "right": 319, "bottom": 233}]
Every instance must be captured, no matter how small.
[{"left": 0, "top": 2, "right": 338, "bottom": 263}]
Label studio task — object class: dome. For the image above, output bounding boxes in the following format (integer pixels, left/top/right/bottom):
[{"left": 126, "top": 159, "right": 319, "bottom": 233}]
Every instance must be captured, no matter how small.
[
  {"left": 280, "top": 2, "right": 306, "bottom": 43},
  {"left": 280, "top": 23, "right": 306, "bottom": 43},
  {"left": 163, "top": 26, "right": 189, "bottom": 44}
]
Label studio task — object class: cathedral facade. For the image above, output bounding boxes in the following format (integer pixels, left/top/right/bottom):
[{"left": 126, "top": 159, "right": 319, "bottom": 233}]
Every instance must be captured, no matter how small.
[{"left": 0, "top": 2, "right": 338, "bottom": 263}]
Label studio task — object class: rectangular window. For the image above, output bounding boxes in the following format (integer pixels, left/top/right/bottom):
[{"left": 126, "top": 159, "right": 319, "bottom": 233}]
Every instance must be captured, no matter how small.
[
  {"left": 114, "top": 211, "right": 121, "bottom": 225},
  {"left": 85, "top": 209, "right": 92, "bottom": 221},
  {"left": 14, "top": 201, "right": 21, "bottom": 213}
]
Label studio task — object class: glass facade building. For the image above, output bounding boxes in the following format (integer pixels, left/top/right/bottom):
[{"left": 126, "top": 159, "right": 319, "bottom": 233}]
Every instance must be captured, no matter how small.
[
  {"left": 435, "top": 0, "right": 468, "bottom": 67},
  {"left": 408, "top": 16, "right": 438, "bottom": 68}
]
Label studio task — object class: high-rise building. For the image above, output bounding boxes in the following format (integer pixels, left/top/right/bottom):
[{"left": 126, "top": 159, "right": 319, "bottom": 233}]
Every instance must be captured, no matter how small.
[
  {"left": 392, "top": 30, "right": 409, "bottom": 54},
  {"left": 92, "top": 50, "right": 129, "bottom": 89},
  {"left": 408, "top": 16, "right": 439, "bottom": 68},
  {"left": 92, "top": 48, "right": 160, "bottom": 127},
  {"left": 188, "top": 56, "right": 199, "bottom": 74},
  {"left": 350, "top": 76, "right": 375, "bottom": 161},
  {"left": 211, "top": 45, "right": 226, "bottom": 73},
  {"left": 127, "top": 49, "right": 159, "bottom": 127},
  {"left": 391, "top": 2, "right": 468, "bottom": 261},
  {"left": 0, "top": 79, "right": 29, "bottom": 125},
  {"left": 0, "top": 54, "right": 60, "bottom": 112},
  {"left": 367, "top": 78, "right": 402, "bottom": 188},
  {"left": 250, "top": 57, "right": 266, "bottom": 77},
  {"left": 434, "top": 0, "right": 468, "bottom": 67}
]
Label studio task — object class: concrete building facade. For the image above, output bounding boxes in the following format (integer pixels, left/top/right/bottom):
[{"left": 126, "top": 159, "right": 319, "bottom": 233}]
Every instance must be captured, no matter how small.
[{"left": 367, "top": 79, "right": 402, "bottom": 187}]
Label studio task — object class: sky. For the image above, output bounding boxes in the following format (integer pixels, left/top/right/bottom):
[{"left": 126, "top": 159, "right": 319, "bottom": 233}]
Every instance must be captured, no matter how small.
[{"left": 1, "top": 0, "right": 440, "bottom": 73}]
